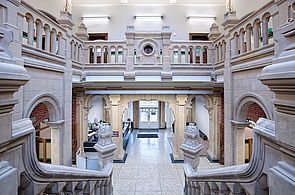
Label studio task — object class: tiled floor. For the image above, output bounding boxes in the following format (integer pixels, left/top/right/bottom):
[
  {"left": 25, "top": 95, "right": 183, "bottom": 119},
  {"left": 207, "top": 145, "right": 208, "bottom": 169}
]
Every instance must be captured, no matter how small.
[{"left": 113, "top": 129, "right": 222, "bottom": 195}]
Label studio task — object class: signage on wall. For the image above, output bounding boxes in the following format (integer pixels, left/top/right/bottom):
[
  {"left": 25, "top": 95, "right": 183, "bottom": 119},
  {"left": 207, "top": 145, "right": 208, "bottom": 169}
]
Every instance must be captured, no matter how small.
[{"left": 112, "top": 130, "right": 119, "bottom": 137}]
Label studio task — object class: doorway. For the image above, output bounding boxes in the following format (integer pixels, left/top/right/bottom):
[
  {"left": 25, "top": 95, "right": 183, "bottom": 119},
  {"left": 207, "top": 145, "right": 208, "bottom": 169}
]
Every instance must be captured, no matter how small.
[{"left": 139, "top": 101, "right": 159, "bottom": 129}]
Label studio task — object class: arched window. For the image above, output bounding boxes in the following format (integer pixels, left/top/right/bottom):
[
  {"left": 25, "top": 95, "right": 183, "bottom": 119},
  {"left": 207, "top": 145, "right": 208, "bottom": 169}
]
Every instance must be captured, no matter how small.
[
  {"left": 195, "top": 47, "right": 201, "bottom": 63},
  {"left": 110, "top": 47, "right": 116, "bottom": 63},
  {"left": 96, "top": 47, "right": 102, "bottom": 63},
  {"left": 181, "top": 47, "right": 186, "bottom": 64},
  {"left": 89, "top": 47, "right": 94, "bottom": 63},
  {"left": 203, "top": 47, "right": 208, "bottom": 64},
  {"left": 173, "top": 47, "right": 179, "bottom": 64}
]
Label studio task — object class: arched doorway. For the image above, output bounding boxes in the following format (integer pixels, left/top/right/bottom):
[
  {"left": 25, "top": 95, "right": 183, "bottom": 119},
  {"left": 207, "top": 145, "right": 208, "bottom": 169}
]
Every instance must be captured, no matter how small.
[
  {"left": 25, "top": 93, "right": 63, "bottom": 164},
  {"left": 233, "top": 94, "right": 271, "bottom": 164},
  {"left": 30, "top": 103, "right": 51, "bottom": 163}
]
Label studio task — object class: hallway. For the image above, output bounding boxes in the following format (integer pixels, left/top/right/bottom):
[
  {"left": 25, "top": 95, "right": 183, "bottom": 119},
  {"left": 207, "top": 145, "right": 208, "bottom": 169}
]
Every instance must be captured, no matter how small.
[{"left": 113, "top": 129, "right": 223, "bottom": 195}]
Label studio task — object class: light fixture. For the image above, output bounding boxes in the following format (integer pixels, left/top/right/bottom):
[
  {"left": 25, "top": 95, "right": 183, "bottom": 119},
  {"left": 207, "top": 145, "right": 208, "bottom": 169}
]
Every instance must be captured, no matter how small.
[
  {"left": 187, "top": 16, "right": 216, "bottom": 21},
  {"left": 82, "top": 15, "right": 110, "bottom": 21},
  {"left": 134, "top": 15, "right": 163, "bottom": 20}
]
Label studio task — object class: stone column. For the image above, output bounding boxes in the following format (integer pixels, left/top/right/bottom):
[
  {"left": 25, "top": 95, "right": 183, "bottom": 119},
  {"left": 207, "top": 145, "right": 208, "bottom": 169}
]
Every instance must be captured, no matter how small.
[
  {"left": 44, "top": 26, "right": 50, "bottom": 52},
  {"left": 159, "top": 101, "right": 166, "bottom": 128},
  {"left": 221, "top": 9, "right": 239, "bottom": 166},
  {"left": 262, "top": 18, "right": 269, "bottom": 46},
  {"left": 133, "top": 101, "right": 139, "bottom": 129},
  {"left": 246, "top": 27, "right": 252, "bottom": 52},
  {"left": 253, "top": 22, "right": 260, "bottom": 49},
  {"left": 231, "top": 120, "right": 249, "bottom": 165},
  {"left": 206, "top": 96, "right": 221, "bottom": 162},
  {"left": 57, "top": 34, "right": 63, "bottom": 56},
  {"left": 185, "top": 48, "right": 189, "bottom": 63},
  {"left": 47, "top": 120, "right": 65, "bottom": 165},
  {"left": 239, "top": 30, "right": 245, "bottom": 54},
  {"left": 200, "top": 48, "right": 204, "bottom": 64},
  {"left": 178, "top": 48, "right": 181, "bottom": 64},
  {"left": 83, "top": 106, "right": 92, "bottom": 144},
  {"left": 186, "top": 105, "right": 193, "bottom": 122},
  {"left": 109, "top": 95, "right": 124, "bottom": 160},
  {"left": 36, "top": 22, "right": 43, "bottom": 49},
  {"left": 193, "top": 47, "right": 196, "bottom": 64},
  {"left": 50, "top": 31, "right": 57, "bottom": 54},
  {"left": 93, "top": 47, "right": 97, "bottom": 63},
  {"left": 27, "top": 18, "right": 34, "bottom": 46},
  {"left": 173, "top": 94, "right": 188, "bottom": 160},
  {"left": 115, "top": 49, "right": 118, "bottom": 64}
]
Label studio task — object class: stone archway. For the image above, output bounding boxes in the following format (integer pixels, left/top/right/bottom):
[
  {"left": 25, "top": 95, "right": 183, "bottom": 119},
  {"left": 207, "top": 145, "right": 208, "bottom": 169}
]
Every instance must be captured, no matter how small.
[
  {"left": 25, "top": 93, "right": 64, "bottom": 165},
  {"left": 232, "top": 93, "right": 271, "bottom": 164}
]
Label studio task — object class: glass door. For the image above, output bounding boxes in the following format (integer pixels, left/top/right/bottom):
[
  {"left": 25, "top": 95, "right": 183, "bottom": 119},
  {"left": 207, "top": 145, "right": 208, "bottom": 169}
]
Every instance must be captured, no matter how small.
[{"left": 139, "top": 107, "right": 159, "bottom": 129}]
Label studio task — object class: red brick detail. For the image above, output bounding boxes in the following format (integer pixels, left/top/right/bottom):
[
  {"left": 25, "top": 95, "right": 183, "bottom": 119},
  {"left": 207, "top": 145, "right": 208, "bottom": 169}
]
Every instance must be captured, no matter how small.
[
  {"left": 246, "top": 103, "right": 266, "bottom": 122},
  {"left": 30, "top": 103, "right": 49, "bottom": 129},
  {"left": 72, "top": 93, "right": 77, "bottom": 164},
  {"left": 220, "top": 93, "right": 225, "bottom": 165}
]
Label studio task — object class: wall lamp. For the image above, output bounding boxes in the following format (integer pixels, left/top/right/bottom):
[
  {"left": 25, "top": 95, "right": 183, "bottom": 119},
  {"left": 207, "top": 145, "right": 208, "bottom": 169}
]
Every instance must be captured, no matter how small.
[
  {"left": 134, "top": 15, "right": 163, "bottom": 20},
  {"left": 82, "top": 16, "right": 110, "bottom": 21},
  {"left": 187, "top": 16, "right": 216, "bottom": 21}
]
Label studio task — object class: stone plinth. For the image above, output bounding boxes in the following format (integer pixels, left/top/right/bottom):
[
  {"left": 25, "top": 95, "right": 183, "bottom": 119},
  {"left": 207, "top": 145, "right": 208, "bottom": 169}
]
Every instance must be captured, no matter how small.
[
  {"left": 180, "top": 123, "right": 204, "bottom": 171},
  {"left": 94, "top": 123, "right": 117, "bottom": 171}
]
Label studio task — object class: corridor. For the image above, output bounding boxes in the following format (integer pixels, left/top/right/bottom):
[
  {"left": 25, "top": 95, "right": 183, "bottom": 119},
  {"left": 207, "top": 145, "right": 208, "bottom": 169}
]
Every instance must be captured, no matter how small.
[{"left": 112, "top": 129, "right": 223, "bottom": 195}]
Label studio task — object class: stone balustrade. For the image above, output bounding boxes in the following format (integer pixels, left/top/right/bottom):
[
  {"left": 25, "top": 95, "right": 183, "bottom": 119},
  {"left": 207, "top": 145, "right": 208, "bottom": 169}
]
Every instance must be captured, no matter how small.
[
  {"left": 84, "top": 40, "right": 127, "bottom": 64},
  {"left": 170, "top": 41, "right": 213, "bottom": 65}
]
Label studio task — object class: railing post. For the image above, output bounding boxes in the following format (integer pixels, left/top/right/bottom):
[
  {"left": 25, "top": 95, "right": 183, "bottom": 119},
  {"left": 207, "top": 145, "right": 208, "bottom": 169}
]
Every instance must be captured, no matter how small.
[
  {"left": 94, "top": 123, "right": 117, "bottom": 171},
  {"left": 0, "top": 26, "right": 30, "bottom": 195},
  {"left": 180, "top": 123, "right": 204, "bottom": 171}
]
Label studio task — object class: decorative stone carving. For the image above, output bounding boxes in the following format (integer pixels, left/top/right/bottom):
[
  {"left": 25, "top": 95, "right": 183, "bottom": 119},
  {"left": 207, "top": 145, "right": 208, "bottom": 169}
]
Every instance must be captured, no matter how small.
[
  {"left": 76, "top": 23, "right": 89, "bottom": 41},
  {"left": 180, "top": 123, "right": 204, "bottom": 171},
  {"left": 208, "top": 23, "right": 221, "bottom": 41},
  {"left": 57, "top": 10, "right": 74, "bottom": 30},
  {"left": 94, "top": 123, "right": 117, "bottom": 171}
]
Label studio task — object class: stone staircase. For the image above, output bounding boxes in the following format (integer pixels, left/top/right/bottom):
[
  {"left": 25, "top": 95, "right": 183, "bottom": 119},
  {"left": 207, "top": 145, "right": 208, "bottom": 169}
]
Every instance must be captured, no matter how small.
[{"left": 181, "top": 7, "right": 295, "bottom": 194}]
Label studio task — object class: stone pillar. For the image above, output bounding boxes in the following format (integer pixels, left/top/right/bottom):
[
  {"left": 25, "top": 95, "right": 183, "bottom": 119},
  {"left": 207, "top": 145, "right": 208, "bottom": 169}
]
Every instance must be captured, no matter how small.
[
  {"left": 178, "top": 48, "right": 181, "bottom": 64},
  {"left": 193, "top": 47, "right": 196, "bottom": 64},
  {"left": 258, "top": 12, "right": 295, "bottom": 195},
  {"left": 44, "top": 26, "right": 50, "bottom": 52},
  {"left": 93, "top": 47, "right": 97, "bottom": 63},
  {"left": 246, "top": 27, "right": 252, "bottom": 52},
  {"left": 185, "top": 48, "right": 189, "bottom": 63},
  {"left": 50, "top": 31, "right": 57, "bottom": 54},
  {"left": 47, "top": 120, "right": 65, "bottom": 165},
  {"left": 253, "top": 22, "right": 260, "bottom": 49},
  {"left": 133, "top": 101, "right": 139, "bottom": 129},
  {"left": 239, "top": 30, "right": 245, "bottom": 54},
  {"left": 161, "top": 26, "right": 172, "bottom": 73},
  {"left": 221, "top": 9, "right": 239, "bottom": 166},
  {"left": 36, "top": 22, "right": 43, "bottom": 49},
  {"left": 0, "top": 27, "right": 29, "bottom": 195},
  {"left": 186, "top": 105, "right": 193, "bottom": 122},
  {"left": 57, "top": 34, "right": 63, "bottom": 56},
  {"left": 173, "top": 95, "right": 188, "bottom": 160},
  {"left": 109, "top": 95, "right": 124, "bottom": 160},
  {"left": 206, "top": 96, "right": 221, "bottom": 161},
  {"left": 115, "top": 49, "right": 118, "bottom": 64},
  {"left": 180, "top": 123, "right": 204, "bottom": 171},
  {"left": 262, "top": 18, "right": 269, "bottom": 46},
  {"left": 231, "top": 121, "right": 249, "bottom": 165},
  {"left": 200, "top": 48, "right": 204, "bottom": 64},
  {"left": 27, "top": 18, "right": 34, "bottom": 46},
  {"left": 159, "top": 101, "right": 166, "bottom": 129},
  {"left": 94, "top": 123, "right": 117, "bottom": 171}
]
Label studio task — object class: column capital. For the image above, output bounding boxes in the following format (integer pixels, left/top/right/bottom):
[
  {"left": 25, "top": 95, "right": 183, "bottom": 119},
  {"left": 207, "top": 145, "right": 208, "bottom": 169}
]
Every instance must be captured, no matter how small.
[
  {"left": 47, "top": 120, "right": 65, "bottom": 128},
  {"left": 176, "top": 94, "right": 188, "bottom": 105},
  {"left": 231, "top": 120, "right": 250, "bottom": 129},
  {"left": 109, "top": 95, "right": 121, "bottom": 105}
]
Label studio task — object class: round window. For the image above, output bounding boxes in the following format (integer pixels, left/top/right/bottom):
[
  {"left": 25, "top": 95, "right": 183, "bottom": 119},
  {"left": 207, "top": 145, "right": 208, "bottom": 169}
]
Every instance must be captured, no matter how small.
[{"left": 143, "top": 44, "right": 154, "bottom": 55}]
